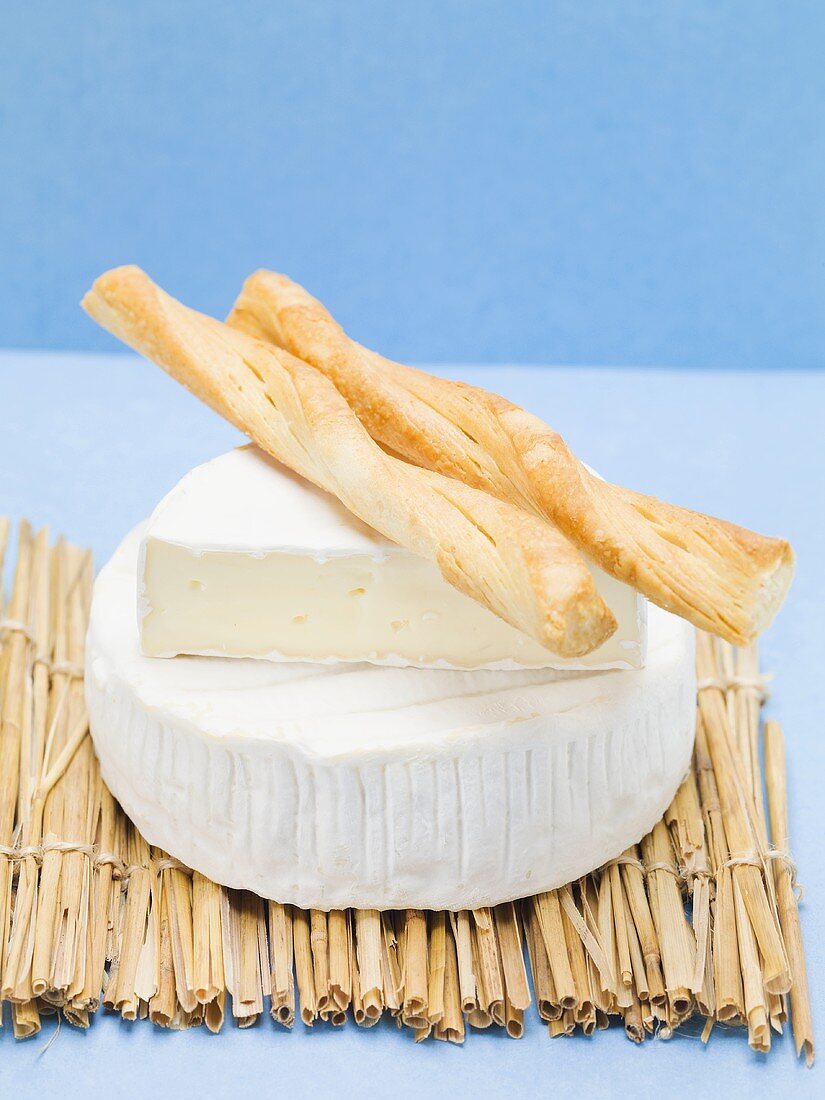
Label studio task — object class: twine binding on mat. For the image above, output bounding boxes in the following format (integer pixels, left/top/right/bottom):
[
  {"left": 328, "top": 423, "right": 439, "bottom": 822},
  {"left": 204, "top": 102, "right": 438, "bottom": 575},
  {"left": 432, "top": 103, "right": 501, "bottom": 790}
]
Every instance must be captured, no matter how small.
[
  {"left": 0, "top": 841, "right": 198, "bottom": 883},
  {"left": 696, "top": 673, "right": 772, "bottom": 702},
  {"left": 0, "top": 617, "right": 33, "bottom": 641},
  {"left": 154, "top": 857, "right": 193, "bottom": 875},
  {"left": 722, "top": 848, "right": 803, "bottom": 900},
  {"left": 47, "top": 660, "right": 85, "bottom": 679},
  {"left": 604, "top": 847, "right": 802, "bottom": 896},
  {"left": 0, "top": 618, "right": 84, "bottom": 678}
]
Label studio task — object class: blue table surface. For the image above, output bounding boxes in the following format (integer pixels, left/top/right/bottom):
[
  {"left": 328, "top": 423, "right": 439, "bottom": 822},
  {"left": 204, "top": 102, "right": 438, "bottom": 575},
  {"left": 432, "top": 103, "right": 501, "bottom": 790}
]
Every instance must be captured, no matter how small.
[{"left": 1, "top": 351, "right": 822, "bottom": 1098}]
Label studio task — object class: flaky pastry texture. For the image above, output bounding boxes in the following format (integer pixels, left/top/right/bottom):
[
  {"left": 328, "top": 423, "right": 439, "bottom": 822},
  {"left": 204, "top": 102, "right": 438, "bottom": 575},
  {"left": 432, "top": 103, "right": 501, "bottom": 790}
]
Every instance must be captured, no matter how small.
[
  {"left": 229, "top": 271, "right": 795, "bottom": 645},
  {"left": 82, "top": 266, "right": 616, "bottom": 658}
]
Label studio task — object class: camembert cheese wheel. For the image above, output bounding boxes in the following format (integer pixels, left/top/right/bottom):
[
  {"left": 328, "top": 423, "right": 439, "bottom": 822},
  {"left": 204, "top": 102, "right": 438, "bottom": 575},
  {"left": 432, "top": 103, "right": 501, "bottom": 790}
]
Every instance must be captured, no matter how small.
[{"left": 86, "top": 527, "right": 696, "bottom": 911}]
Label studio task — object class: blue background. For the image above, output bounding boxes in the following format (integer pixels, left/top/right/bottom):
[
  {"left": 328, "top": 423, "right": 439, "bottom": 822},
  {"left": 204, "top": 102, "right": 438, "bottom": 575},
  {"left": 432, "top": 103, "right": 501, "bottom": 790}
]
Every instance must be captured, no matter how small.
[{"left": 1, "top": 0, "right": 824, "bottom": 368}]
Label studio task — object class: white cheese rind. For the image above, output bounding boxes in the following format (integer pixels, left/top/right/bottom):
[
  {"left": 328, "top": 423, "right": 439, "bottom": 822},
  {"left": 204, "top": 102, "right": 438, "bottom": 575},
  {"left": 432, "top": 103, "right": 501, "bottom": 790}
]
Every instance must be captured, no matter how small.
[
  {"left": 88, "top": 526, "right": 695, "bottom": 911},
  {"left": 139, "top": 446, "right": 647, "bottom": 671}
]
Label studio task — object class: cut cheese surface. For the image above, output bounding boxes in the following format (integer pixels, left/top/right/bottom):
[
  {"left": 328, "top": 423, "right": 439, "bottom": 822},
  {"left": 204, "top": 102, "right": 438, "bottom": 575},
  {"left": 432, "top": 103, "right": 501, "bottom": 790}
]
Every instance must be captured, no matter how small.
[
  {"left": 88, "top": 526, "right": 695, "bottom": 910},
  {"left": 139, "top": 446, "right": 647, "bottom": 670}
]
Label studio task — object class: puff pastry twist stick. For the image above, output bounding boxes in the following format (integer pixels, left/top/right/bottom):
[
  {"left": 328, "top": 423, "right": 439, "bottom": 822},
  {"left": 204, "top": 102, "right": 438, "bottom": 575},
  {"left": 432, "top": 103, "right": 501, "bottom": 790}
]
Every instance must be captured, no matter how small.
[
  {"left": 82, "top": 267, "right": 616, "bottom": 658},
  {"left": 229, "top": 272, "right": 794, "bottom": 644}
]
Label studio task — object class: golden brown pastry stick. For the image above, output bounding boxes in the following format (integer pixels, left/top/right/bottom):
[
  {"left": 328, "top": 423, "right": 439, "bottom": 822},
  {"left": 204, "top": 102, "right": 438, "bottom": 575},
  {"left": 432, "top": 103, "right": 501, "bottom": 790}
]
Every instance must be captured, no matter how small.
[
  {"left": 82, "top": 266, "right": 616, "bottom": 658},
  {"left": 229, "top": 272, "right": 794, "bottom": 644}
]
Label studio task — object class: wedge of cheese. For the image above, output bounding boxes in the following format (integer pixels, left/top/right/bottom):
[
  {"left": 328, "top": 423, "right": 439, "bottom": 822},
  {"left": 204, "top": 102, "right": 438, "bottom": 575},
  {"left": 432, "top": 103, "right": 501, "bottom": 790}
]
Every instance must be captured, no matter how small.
[{"left": 139, "top": 446, "right": 647, "bottom": 670}]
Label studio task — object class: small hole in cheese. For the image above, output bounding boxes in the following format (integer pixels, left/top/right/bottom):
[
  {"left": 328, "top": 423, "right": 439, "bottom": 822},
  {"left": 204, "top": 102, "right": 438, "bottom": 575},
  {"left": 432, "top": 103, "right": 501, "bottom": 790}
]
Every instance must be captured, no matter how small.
[
  {"left": 390, "top": 620, "right": 409, "bottom": 633},
  {"left": 189, "top": 579, "right": 205, "bottom": 592},
  {"left": 292, "top": 614, "right": 307, "bottom": 624},
  {"left": 349, "top": 587, "right": 366, "bottom": 597}
]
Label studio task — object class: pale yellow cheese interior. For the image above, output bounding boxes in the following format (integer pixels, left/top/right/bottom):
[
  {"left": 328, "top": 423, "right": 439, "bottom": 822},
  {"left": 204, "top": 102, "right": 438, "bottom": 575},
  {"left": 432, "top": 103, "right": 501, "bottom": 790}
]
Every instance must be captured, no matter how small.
[{"left": 139, "top": 446, "right": 647, "bottom": 670}]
